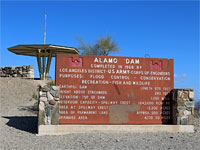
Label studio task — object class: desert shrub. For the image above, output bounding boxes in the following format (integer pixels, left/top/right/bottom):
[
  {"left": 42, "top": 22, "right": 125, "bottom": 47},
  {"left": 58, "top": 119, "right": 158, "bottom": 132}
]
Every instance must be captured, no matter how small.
[
  {"left": 47, "top": 80, "right": 55, "bottom": 87},
  {"left": 47, "top": 76, "right": 52, "bottom": 80},
  {"left": 32, "top": 92, "right": 38, "bottom": 100}
]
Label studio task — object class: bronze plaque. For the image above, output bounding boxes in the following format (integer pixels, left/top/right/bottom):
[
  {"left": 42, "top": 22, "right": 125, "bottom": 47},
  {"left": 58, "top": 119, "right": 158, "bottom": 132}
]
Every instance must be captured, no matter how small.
[{"left": 56, "top": 54, "right": 174, "bottom": 124}]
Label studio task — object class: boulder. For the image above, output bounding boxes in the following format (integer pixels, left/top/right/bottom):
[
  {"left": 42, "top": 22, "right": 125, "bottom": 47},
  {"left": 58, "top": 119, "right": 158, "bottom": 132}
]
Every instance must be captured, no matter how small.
[
  {"left": 40, "top": 97, "right": 47, "bottom": 102},
  {"left": 47, "top": 91, "right": 54, "bottom": 101},
  {"left": 39, "top": 102, "right": 45, "bottom": 111},
  {"left": 49, "top": 100, "right": 56, "bottom": 105},
  {"left": 54, "top": 97, "right": 60, "bottom": 101}
]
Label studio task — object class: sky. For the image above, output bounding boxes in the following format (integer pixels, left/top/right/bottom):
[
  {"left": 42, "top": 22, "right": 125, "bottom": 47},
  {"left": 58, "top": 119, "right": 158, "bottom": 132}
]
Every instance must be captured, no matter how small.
[{"left": 1, "top": 1, "right": 199, "bottom": 101}]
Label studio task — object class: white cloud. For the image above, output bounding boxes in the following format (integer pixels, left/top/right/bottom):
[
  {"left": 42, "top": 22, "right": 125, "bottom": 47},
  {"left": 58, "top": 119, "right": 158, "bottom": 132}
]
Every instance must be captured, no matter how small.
[
  {"left": 174, "top": 73, "right": 187, "bottom": 78},
  {"left": 174, "top": 73, "right": 188, "bottom": 83},
  {"left": 174, "top": 80, "right": 184, "bottom": 83}
]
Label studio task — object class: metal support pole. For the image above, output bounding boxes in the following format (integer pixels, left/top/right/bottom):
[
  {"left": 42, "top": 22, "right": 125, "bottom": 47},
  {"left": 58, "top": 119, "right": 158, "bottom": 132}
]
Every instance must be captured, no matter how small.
[
  {"left": 42, "top": 56, "right": 46, "bottom": 79},
  {"left": 36, "top": 52, "right": 42, "bottom": 79},
  {"left": 45, "top": 51, "right": 53, "bottom": 80}
]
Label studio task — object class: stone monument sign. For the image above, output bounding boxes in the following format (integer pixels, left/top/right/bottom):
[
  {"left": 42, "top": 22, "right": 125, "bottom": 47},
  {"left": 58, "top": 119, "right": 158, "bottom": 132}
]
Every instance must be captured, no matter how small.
[{"left": 55, "top": 54, "right": 174, "bottom": 124}]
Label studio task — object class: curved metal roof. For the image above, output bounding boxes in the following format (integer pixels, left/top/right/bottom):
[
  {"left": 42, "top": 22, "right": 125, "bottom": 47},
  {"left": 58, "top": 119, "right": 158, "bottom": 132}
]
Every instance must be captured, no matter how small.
[{"left": 8, "top": 44, "right": 79, "bottom": 57}]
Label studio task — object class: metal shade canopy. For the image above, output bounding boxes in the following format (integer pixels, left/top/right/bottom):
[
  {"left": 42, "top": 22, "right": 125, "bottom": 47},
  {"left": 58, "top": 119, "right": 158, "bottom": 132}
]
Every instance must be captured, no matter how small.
[{"left": 8, "top": 44, "right": 79, "bottom": 80}]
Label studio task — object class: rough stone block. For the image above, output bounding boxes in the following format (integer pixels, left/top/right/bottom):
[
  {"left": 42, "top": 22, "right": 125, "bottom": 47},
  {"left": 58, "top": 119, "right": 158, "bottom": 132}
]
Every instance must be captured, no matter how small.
[
  {"left": 180, "top": 116, "right": 188, "bottom": 125},
  {"left": 41, "top": 87, "right": 49, "bottom": 92},
  {"left": 39, "top": 91, "right": 47, "bottom": 97},
  {"left": 40, "top": 97, "right": 47, "bottom": 102},
  {"left": 45, "top": 106, "right": 51, "bottom": 117},
  {"left": 39, "top": 102, "right": 45, "bottom": 111},
  {"left": 47, "top": 92, "right": 54, "bottom": 101},
  {"left": 183, "top": 110, "right": 191, "bottom": 116},
  {"left": 50, "top": 89, "right": 56, "bottom": 97},
  {"left": 52, "top": 86, "right": 59, "bottom": 91},
  {"left": 182, "top": 91, "right": 189, "bottom": 100},
  {"left": 189, "top": 91, "right": 194, "bottom": 99},
  {"left": 49, "top": 100, "right": 56, "bottom": 105},
  {"left": 54, "top": 97, "right": 60, "bottom": 101},
  {"left": 178, "top": 91, "right": 182, "bottom": 98},
  {"left": 178, "top": 110, "right": 184, "bottom": 116},
  {"left": 188, "top": 116, "right": 194, "bottom": 125},
  {"left": 177, "top": 106, "right": 186, "bottom": 111},
  {"left": 184, "top": 101, "right": 194, "bottom": 108},
  {"left": 55, "top": 90, "right": 60, "bottom": 98}
]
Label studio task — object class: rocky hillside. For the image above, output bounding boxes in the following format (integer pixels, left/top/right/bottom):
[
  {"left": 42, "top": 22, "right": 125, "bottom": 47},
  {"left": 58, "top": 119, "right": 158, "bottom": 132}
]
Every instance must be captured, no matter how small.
[{"left": 0, "top": 78, "right": 47, "bottom": 116}]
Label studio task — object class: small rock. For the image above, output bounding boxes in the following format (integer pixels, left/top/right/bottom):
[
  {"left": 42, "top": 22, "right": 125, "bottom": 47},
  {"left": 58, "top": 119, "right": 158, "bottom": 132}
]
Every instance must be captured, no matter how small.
[
  {"left": 54, "top": 97, "right": 60, "bottom": 101},
  {"left": 55, "top": 90, "right": 60, "bottom": 98},
  {"left": 45, "top": 106, "right": 51, "bottom": 116},
  {"left": 189, "top": 91, "right": 194, "bottom": 99},
  {"left": 47, "top": 91, "right": 54, "bottom": 101},
  {"left": 50, "top": 89, "right": 56, "bottom": 97},
  {"left": 183, "top": 110, "right": 192, "bottom": 116},
  {"left": 45, "top": 116, "right": 51, "bottom": 125},
  {"left": 184, "top": 102, "right": 194, "bottom": 108},
  {"left": 39, "top": 91, "right": 47, "bottom": 97},
  {"left": 40, "top": 97, "right": 47, "bottom": 102},
  {"left": 52, "top": 86, "right": 59, "bottom": 91},
  {"left": 49, "top": 100, "right": 56, "bottom": 105},
  {"left": 41, "top": 86, "right": 50, "bottom": 92},
  {"left": 39, "top": 102, "right": 45, "bottom": 111}
]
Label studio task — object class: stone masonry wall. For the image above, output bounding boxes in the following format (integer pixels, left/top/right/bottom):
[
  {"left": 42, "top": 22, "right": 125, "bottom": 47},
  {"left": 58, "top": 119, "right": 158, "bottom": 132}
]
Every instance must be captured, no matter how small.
[
  {"left": 38, "top": 87, "right": 194, "bottom": 126},
  {"left": 0, "top": 65, "right": 34, "bottom": 78},
  {"left": 172, "top": 89, "right": 194, "bottom": 125},
  {"left": 38, "top": 85, "right": 60, "bottom": 125}
]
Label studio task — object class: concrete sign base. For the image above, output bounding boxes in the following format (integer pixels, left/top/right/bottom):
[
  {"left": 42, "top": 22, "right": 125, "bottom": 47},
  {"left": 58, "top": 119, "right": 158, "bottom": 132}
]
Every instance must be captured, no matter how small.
[{"left": 37, "top": 125, "right": 194, "bottom": 136}]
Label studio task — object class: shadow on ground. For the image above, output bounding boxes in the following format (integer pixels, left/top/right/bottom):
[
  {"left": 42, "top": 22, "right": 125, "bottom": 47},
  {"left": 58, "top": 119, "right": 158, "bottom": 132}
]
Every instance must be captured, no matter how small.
[
  {"left": 18, "top": 106, "right": 38, "bottom": 114},
  {"left": 2, "top": 116, "right": 38, "bottom": 134}
]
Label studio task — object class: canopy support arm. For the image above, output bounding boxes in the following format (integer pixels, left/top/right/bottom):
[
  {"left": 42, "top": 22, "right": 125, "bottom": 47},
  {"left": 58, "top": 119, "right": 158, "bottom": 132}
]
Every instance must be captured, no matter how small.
[
  {"left": 36, "top": 51, "right": 42, "bottom": 79},
  {"left": 45, "top": 51, "right": 53, "bottom": 80},
  {"left": 42, "top": 55, "right": 46, "bottom": 79}
]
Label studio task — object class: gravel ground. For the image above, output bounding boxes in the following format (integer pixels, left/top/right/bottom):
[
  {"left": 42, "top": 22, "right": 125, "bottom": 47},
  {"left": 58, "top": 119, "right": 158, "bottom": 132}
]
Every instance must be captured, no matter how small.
[{"left": 0, "top": 78, "right": 200, "bottom": 150}]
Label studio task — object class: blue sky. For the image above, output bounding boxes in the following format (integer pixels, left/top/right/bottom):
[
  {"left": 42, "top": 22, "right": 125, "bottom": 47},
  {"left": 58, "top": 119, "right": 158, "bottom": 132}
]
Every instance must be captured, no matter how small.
[{"left": 1, "top": 1, "right": 199, "bottom": 101}]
